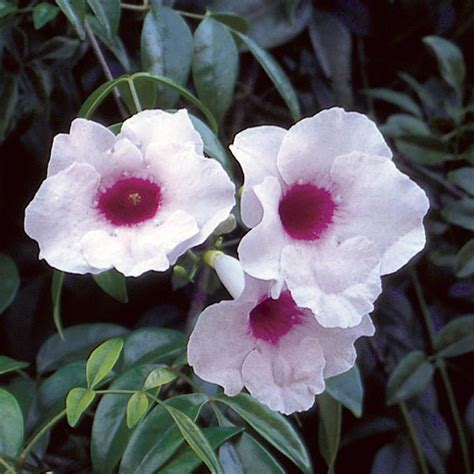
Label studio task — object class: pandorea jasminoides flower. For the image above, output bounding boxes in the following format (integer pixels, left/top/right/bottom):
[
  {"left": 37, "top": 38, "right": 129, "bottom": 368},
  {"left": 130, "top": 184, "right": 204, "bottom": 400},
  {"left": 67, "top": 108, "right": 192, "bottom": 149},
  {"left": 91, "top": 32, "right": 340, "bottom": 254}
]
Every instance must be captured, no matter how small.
[
  {"left": 188, "top": 267, "right": 374, "bottom": 414},
  {"left": 25, "top": 110, "right": 235, "bottom": 276},
  {"left": 231, "top": 107, "right": 429, "bottom": 328}
]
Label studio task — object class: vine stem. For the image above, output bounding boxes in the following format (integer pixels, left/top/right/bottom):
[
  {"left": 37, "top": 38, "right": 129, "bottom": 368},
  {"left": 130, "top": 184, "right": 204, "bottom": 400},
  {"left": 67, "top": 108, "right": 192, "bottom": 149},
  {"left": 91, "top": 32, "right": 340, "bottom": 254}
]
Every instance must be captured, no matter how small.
[
  {"left": 412, "top": 270, "right": 471, "bottom": 474},
  {"left": 84, "top": 21, "right": 128, "bottom": 119},
  {"left": 0, "top": 457, "right": 15, "bottom": 474},
  {"left": 17, "top": 409, "right": 67, "bottom": 469},
  {"left": 174, "top": 10, "right": 206, "bottom": 20},
  {"left": 120, "top": 2, "right": 150, "bottom": 11},
  {"left": 127, "top": 77, "right": 142, "bottom": 113}
]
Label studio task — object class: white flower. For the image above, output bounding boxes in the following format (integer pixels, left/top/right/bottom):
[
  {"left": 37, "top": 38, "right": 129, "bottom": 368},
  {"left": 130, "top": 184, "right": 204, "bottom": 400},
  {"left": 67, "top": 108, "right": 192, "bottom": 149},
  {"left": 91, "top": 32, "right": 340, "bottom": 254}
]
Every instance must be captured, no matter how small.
[
  {"left": 230, "top": 107, "right": 429, "bottom": 328},
  {"left": 25, "top": 110, "right": 235, "bottom": 276},
  {"left": 188, "top": 274, "right": 374, "bottom": 414}
]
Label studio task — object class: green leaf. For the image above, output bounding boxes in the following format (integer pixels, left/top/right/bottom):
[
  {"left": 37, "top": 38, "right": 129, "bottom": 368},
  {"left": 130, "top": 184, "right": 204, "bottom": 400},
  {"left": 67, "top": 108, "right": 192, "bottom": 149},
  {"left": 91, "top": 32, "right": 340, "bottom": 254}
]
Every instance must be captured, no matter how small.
[
  {"left": 193, "top": 18, "right": 238, "bottom": 122},
  {"left": 51, "top": 270, "right": 65, "bottom": 339},
  {"left": 442, "top": 199, "right": 474, "bottom": 231},
  {"left": 126, "top": 392, "right": 149, "bottom": 429},
  {"left": 325, "top": 365, "right": 363, "bottom": 417},
  {"left": 208, "top": 12, "right": 249, "bottom": 35},
  {"left": 363, "top": 88, "right": 422, "bottom": 117},
  {"left": 87, "top": 0, "right": 120, "bottom": 40},
  {"left": 86, "top": 337, "right": 124, "bottom": 389},
  {"left": 399, "top": 72, "right": 436, "bottom": 111},
  {"left": 91, "top": 364, "right": 155, "bottom": 474},
  {"left": 123, "top": 327, "right": 185, "bottom": 369},
  {"left": 0, "top": 388, "right": 23, "bottom": 457},
  {"left": 434, "top": 315, "right": 474, "bottom": 358},
  {"left": 0, "top": 356, "right": 29, "bottom": 375},
  {"left": 0, "top": 253, "right": 20, "bottom": 314},
  {"left": 33, "top": 3, "right": 60, "bottom": 29},
  {"left": 232, "top": 31, "right": 301, "bottom": 120},
  {"left": 318, "top": 392, "right": 341, "bottom": 472},
  {"left": 55, "top": 0, "right": 86, "bottom": 40},
  {"left": 143, "top": 367, "right": 177, "bottom": 390},
  {"left": 284, "top": 0, "right": 301, "bottom": 22},
  {"left": 386, "top": 351, "right": 435, "bottom": 405},
  {"left": 161, "top": 427, "right": 243, "bottom": 474},
  {"left": 37, "top": 323, "right": 128, "bottom": 374},
  {"left": 165, "top": 405, "right": 223, "bottom": 473},
  {"left": 116, "top": 76, "right": 156, "bottom": 113},
  {"left": 456, "top": 239, "right": 474, "bottom": 278},
  {"left": 0, "top": 75, "right": 19, "bottom": 143},
  {"left": 93, "top": 269, "right": 128, "bottom": 303},
  {"left": 66, "top": 387, "right": 96, "bottom": 427},
  {"left": 447, "top": 168, "right": 474, "bottom": 196},
  {"left": 189, "top": 114, "right": 233, "bottom": 177},
  {"left": 141, "top": 5, "right": 193, "bottom": 107},
  {"left": 120, "top": 394, "right": 208, "bottom": 473},
  {"left": 423, "top": 36, "right": 465, "bottom": 92},
  {"left": 214, "top": 393, "right": 311, "bottom": 472},
  {"left": 0, "top": 0, "right": 16, "bottom": 19}
]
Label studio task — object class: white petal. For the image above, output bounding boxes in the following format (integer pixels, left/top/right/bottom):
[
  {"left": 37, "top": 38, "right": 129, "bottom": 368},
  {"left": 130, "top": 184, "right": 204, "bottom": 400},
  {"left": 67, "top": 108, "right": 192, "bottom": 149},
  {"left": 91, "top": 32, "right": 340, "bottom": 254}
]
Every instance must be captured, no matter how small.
[
  {"left": 316, "top": 315, "right": 375, "bottom": 378},
  {"left": 230, "top": 126, "right": 286, "bottom": 227},
  {"left": 214, "top": 254, "right": 245, "bottom": 299},
  {"left": 277, "top": 107, "right": 392, "bottom": 185},
  {"left": 242, "top": 328, "right": 325, "bottom": 414},
  {"left": 47, "top": 119, "right": 116, "bottom": 176},
  {"left": 24, "top": 162, "right": 103, "bottom": 274},
  {"left": 146, "top": 142, "right": 235, "bottom": 251},
  {"left": 188, "top": 300, "right": 255, "bottom": 396},
  {"left": 331, "top": 152, "right": 430, "bottom": 275},
  {"left": 119, "top": 109, "right": 203, "bottom": 155},
  {"left": 281, "top": 236, "right": 382, "bottom": 328},
  {"left": 238, "top": 177, "right": 289, "bottom": 289}
]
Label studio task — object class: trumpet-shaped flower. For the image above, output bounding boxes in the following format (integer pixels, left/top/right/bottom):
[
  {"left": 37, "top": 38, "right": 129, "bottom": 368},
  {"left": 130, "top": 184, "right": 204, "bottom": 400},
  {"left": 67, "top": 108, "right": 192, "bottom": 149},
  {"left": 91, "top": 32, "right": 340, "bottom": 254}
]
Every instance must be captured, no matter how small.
[
  {"left": 188, "top": 270, "right": 374, "bottom": 414},
  {"left": 25, "top": 110, "right": 235, "bottom": 276},
  {"left": 231, "top": 108, "right": 429, "bottom": 328}
]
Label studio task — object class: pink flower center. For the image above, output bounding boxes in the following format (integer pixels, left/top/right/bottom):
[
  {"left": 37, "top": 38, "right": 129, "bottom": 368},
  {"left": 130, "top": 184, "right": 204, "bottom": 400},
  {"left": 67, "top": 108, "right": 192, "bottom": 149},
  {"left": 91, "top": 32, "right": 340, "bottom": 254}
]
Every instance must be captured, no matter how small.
[
  {"left": 278, "top": 183, "right": 336, "bottom": 241},
  {"left": 97, "top": 177, "right": 161, "bottom": 226},
  {"left": 249, "top": 291, "right": 304, "bottom": 345}
]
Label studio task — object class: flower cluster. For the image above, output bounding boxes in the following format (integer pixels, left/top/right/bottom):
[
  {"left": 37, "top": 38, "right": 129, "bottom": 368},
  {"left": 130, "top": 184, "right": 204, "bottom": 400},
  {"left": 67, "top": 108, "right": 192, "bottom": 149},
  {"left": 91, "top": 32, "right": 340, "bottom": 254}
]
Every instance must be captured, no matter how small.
[{"left": 25, "top": 107, "right": 429, "bottom": 414}]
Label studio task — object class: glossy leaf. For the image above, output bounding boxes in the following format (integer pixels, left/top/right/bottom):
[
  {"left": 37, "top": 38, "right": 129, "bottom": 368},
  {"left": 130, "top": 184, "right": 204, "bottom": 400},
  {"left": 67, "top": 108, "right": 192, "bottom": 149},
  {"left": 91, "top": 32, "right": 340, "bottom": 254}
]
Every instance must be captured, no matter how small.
[
  {"left": 165, "top": 404, "right": 224, "bottom": 474},
  {"left": 0, "top": 1, "right": 16, "bottom": 19},
  {"left": 386, "top": 351, "right": 435, "bottom": 405},
  {"left": 87, "top": 0, "right": 120, "bottom": 40},
  {"left": 434, "top": 315, "right": 474, "bottom": 358},
  {"left": 55, "top": 0, "right": 86, "bottom": 40},
  {"left": 117, "top": 76, "right": 156, "bottom": 113},
  {"left": 193, "top": 18, "right": 239, "bottom": 122},
  {"left": 233, "top": 31, "right": 301, "bottom": 120},
  {"left": 447, "top": 168, "right": 474, "bottom": 196},
  {"left": 86, "top": 337, "right": 124, "bottom": 389},
  {"left": 0, "top": 388, "right": 23, "bottom": 457},
  {"left": 51, "top": 270, "right": 65, "bottom": 339},
  {"left": 423, "top": 36, "right": 465, "bottom": 92},
  {"left": 0, "top": 253, "right": 20, "bottom": 314},
  {"left": 66, "top": 387, "right": 96, "bottom": 427},
  {"left": 456, "top": 239, "right": 474, "bottom": 278},
  {"left": 442, "top": 199, "right": 474, "bottom": 231},
  {"left": 33, "top": 3, "right": 60, "bottom": 29},
  {"left": 143, "top": 367, "right": 177, "bottom": 390},
  {"left": 93, "top": 269, "right": 128, "bottom": 303},
  {"left": 161, "top": 427, "right": 243, "bottom": 474},
  {"left": 37, "top": 323, "right": 128, "bottom": 374},
  {"left": 119, "top": 394, "right": 208, "bottom": 473},
  {"left": 214, "top": 393, "right": 311, "bottom": 472},
  {"left": 0, "top": 356, "right": 29, "bottom": 375},
  {"left": 126, "top": 392, "right": 149, "bottom": 429},
  {"left": 363, "top": 88, "right": 422, "bottom": 117},
  {"left": 325, "top": 365, "right": 363, "bottom": 417},
  {"left": 208, "top": 12, "right": 249, "bottom": 35},
  {"left": 141, "top": 5, "right": 193, "bottom": 107},
  {"left": 318, "top": 392, "right": 341, "bottom": 472}
]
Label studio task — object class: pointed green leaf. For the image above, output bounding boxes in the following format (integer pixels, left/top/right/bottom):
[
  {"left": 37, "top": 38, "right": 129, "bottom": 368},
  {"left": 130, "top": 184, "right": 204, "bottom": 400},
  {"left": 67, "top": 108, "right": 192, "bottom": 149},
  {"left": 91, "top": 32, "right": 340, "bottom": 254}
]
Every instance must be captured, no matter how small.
[
  {"left": 126, "top": 392, "right": 149, "bottom": 429},
  {"left": 93, "top": 269, "right": 128, "bottom": 303},
  {"left": 0, "top": 389, "right": 23, "bottom": 457},
  {"left": 456, "top": 239, "right": 474, "bottom": 278},
  {"left": 143, "top": 367, "right": 177, "bottom": 390},
  {"left": 325, "top": 365, "right": 363, "bottom": 417},
  {"left": 33, "top": 3, "right": 60, "bottom": 29},
  {"left": 0, "top": 253, "right": 19, "bottom": 314},
  {"left": 386, "top": 351, "right": 435, "bottom": 405},
  {"left": 165, "top": 404, "right": 223, "bottom": 474},
  {"left": 447, "top": 168, "right": 474, "bottom": 196},
  {"left": 434, "top": 315, "right": 474, "bottom": 358},
  {"left": 86, "top": 337, "right": 124, "bottom": 388},
  {"left": 51, "top": 270, "right": 65, "bottom": 338},
  {"left": 87, "top": 0, "right": 120, "bottom": 40},
  {"left": 318, "top": 392, "right": 341, "bottom": 472},
  {"left": 66, "top": 387, "right": 96, "bottom": 427},
  {"left": 0, "top": 356, "right": 29, "bottom": 375},
  {"left": 214, "top": 393, "right": 311, "bottom": 472},
  {"left": 0, "top": 1, "right": 16, "bottom": 19},
  {"left": 442, "top": 199, "right": 474, "bottom": 231},
  {"left": 363, "top": 88, "right": 422, "bottom": 117},
  {"left": 56, "top": 0, "right": 86, "bottom": 40},
  {"left": 116, "top": 76, "right": 156, "bottom": 113},
  {"left": 208, "top": 12, "right": 248, "bottom": 35}
]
